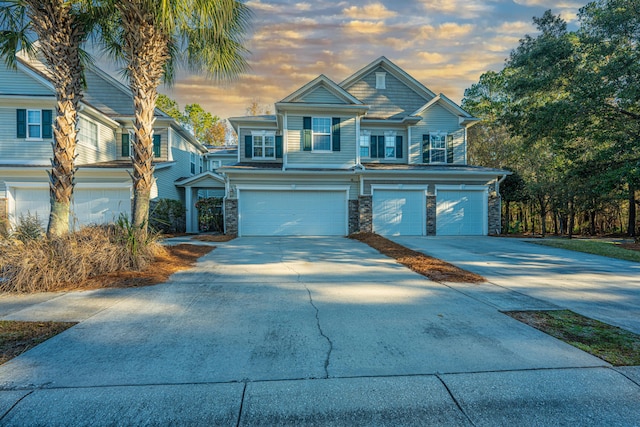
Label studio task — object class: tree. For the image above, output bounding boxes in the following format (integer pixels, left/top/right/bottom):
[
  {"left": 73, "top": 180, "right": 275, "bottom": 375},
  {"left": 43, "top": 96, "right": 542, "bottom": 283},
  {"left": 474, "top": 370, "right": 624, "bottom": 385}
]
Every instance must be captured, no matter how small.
[
  {"left": 99, "top": 0, "right": 250, "bottom": 232},
  {"left": 0, "top": 0, "right": 96, "bottom": 237},
  {"left": 245, "top": 97, "right": 271, "bottom": 116},
  {"left": 156, "top": 94, "right": 183, "bottom": 122},
  {"left": 156, "top": 94, "right": 227, "bottom": 145}
]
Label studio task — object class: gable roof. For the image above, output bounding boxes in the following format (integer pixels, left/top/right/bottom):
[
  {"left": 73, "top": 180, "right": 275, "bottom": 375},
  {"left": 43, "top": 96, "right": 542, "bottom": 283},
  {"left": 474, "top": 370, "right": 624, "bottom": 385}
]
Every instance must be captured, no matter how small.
[
  {"left": 339, "top": 56, "right": 436, "bottom": 100},
  {"left": 411, "top": 93, "right": 479, "bottom": 127},
  {"left": 279, "top": 74, "right": 364, "bottom": 105}
]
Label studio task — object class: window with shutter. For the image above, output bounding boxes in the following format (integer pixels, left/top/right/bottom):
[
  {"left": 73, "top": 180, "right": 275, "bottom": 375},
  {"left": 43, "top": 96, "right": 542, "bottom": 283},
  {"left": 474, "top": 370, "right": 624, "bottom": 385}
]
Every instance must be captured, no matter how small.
[
  {"left": 332, "top": 117, "right": 341, "bottom": 151},
  {"left": 429, "top": 133, "right": 447, "bottom": 163},
  {"left": 121, "top": 133, "right": 130, "bottom": 157},
  {"left": 153, "top": 135, "right": 161, "bottom": 157}
]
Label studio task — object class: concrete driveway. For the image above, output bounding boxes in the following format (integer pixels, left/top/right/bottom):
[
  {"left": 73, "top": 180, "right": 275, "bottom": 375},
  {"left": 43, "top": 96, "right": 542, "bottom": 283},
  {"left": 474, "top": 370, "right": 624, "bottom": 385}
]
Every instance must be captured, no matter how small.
[
  {"left": 392, "top": 236, "right": 640, "bottom": 335},
  {"left": 0, "top": 237, "right": 639, "bottom": 425}
]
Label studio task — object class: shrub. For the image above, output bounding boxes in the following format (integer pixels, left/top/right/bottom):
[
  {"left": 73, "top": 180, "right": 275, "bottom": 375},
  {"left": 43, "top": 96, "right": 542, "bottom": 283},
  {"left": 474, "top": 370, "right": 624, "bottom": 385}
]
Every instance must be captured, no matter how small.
[
  {"left": 11, "top": 212, "right": 44, "bottom": 242},
  {"left": 195, "top": 197, "right": 224, "bottom": 232},
  {"left": 149, "top": 199, "right": 186, "bottom": 234},
  {"left": 0, "top": 220, "right": 165, "bottom": 293}
]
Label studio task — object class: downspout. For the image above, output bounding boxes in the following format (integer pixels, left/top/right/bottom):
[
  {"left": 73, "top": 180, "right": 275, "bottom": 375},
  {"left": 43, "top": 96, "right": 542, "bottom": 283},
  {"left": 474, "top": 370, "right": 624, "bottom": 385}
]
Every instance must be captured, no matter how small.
[
  {"left": 355, "top": 114, "right": 362, "bottom": 168},
  {"left": 223, "top": 173, "right": 230, "bottom": 235},
  {"left": 283, "top": 112, "right": 288, "bottom": 171}
]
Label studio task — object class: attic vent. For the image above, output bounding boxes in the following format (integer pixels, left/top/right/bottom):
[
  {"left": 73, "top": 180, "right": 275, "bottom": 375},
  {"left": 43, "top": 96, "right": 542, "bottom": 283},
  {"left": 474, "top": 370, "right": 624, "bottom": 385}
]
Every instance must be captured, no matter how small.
[{"left": 376, "top": 72, "right": 386, "bottom": 89}]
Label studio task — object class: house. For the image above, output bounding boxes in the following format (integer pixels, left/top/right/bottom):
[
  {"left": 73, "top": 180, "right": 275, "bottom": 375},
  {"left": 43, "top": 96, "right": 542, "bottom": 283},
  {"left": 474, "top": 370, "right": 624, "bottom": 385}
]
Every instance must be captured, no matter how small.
[
  {"left": 223, "top": 57, "right": 508, "bottom": 236},
  {"left": 0, "top": 51, "right": 208, "bottom": 232}
]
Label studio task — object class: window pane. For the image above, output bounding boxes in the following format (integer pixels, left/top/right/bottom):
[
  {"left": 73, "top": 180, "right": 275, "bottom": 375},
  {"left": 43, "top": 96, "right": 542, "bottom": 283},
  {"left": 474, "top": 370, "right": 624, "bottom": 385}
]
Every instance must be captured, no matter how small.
[
  {"left": 312, "top": 118, "right": 331, "bottom": 133},
  {"left": 265, "top": 147, "right": 275, "bottom": 157},
  {"left": 253, "top": 146, "right": 263, "bottom": 157},
  {"left": 432, "top": 149, "right": 446, "bottom": 163},
  {"left": 28, "top": 125, "right": 40, "bottom": 138},
  {"left": 27, "top": 110, "right": 40, "bottom": 124},
  {"left": 313, "top": 134, "right": 331, "bottom": 151},
  {"left": 264, "top": 135, "right": 275, "bottom": 146},
  {"left": 431, "top": 134, "right": 446, "bottom": 149}
]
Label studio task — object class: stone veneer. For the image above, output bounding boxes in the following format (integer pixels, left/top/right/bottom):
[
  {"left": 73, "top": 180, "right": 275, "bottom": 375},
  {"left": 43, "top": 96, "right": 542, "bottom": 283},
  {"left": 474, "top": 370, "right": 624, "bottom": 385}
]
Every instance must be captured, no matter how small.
[
  {"left": 358, "top": 195, "right": 372, "bottom": 233},
  {"left": 224, "top": 199, "right": 238, "bottom": 235},
  {"left": 348, "top": 200, "right": 359, "bottom": 235},
  {"left": 488, "top": 193, "right": 502, "bottom": 235},
  {"left": 426, "top": 195, "right": 436, "bottom": 235}
]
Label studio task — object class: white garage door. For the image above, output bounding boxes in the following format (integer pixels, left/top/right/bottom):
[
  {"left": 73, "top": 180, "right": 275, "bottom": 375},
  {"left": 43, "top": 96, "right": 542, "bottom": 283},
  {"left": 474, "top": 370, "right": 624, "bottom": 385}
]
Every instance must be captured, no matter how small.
[
  {"left": 239, "top": 190, "right": 347, "bottom": 236},
  {"left": 436, "top": 189, "right": 487, "bottom": 235},
  {"left": 13, "top": 188, "right": 50, "bottom": 227},
  {"left": 12, "top": 186, "right": 131, "bottom": 228},
  {"left": 72, "top": 188, "right": 131, "bottom": 225},
  {"left": 373, "top": 189, "right": 425, "bottom": 236}
]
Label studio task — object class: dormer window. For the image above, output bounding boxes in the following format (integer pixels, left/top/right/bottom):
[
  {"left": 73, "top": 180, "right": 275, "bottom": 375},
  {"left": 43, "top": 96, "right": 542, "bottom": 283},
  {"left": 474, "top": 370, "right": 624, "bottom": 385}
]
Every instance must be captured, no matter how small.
[
  {"left": 252, "top": 130, "right": 276, "bottom": 159},
  {"left": 376, "top": 72, "right": 386, "bottom": 89}
]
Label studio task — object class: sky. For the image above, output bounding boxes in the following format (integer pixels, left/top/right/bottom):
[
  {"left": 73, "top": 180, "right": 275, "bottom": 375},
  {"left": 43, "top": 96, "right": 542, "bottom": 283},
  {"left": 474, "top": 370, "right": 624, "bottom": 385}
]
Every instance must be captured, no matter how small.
[{"left": 155, "top": 0, "right": 585, "bottom": 120}]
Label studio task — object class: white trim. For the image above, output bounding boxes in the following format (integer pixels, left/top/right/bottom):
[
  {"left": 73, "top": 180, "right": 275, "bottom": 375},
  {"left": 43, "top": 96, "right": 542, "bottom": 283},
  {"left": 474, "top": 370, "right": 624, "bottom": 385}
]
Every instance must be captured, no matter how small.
[
  {"left": 0, "top": 161, "right": 49, "bottom": 166},
  {"left": 279, "top": 74, "right": 364, "bottom": 105},
  {"left": 77, "top": 115, "right": 100, "bottom": 151},
  {"left": 375, "top": 72, "right": 386, "bottom": 89},
  {"left": 250, "top": 130, "right": 276, "bottom": 160},
  {"left": 371, "top": 184, "right": 428, "bottom": 191},
  {"left": 284, "top": 163, "right": 355, "bottom": 170},
  {"left": 283, "top": 112, "right": 289, "bottom": 170},
  {"left": 434, "top": 184, "right": 488, "bottom": 195},
  {"left": 237, "top": 126, "right": 242, "bottom": 162},
  {"left": 355, "top": 115, "right": 361, "bottom": 166},
  {"left": 236, "top": 185, "right": 350, "bottom": 192}
]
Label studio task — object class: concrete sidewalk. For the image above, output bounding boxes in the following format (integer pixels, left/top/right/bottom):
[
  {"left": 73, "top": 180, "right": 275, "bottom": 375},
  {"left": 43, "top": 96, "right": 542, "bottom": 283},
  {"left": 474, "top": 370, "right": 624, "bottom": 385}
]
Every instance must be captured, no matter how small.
[{"left": 0, "top": 237, "right": 639, "bottom": 426}]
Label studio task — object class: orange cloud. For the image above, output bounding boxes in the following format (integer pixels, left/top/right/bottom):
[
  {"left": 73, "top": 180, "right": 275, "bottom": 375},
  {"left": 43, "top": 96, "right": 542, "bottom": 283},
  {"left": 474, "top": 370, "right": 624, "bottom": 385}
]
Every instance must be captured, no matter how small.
[{"left": 343, "top": 3, "right": 397, "bottom": 20}]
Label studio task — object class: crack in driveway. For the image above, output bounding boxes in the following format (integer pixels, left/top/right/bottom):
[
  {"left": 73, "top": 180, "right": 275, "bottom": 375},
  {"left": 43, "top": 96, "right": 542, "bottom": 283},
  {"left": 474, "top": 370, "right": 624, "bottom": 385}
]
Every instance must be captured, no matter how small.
[{"left": 277, "top": 239, "right": 333, "bottom": 379}]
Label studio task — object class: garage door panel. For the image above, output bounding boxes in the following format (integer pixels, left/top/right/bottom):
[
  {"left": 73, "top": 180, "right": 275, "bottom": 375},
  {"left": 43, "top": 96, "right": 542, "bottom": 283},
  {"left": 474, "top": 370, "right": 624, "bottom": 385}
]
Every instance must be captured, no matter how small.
[
  {"left": 373, "top": 190, "right": 425, "bottom": 236},
  {"left": 240, "top": 190, "right": 347, "bottom": 236},
  {"left": 13, "top": 187, "right": 131, "bottom": 228},
  {"left": 436, "top": 190, "right": 486, "bottom": 236}
]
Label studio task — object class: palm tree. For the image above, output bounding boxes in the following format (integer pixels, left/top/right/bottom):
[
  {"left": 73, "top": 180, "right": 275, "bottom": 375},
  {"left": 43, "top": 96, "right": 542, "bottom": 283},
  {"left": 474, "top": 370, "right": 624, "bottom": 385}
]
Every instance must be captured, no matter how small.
[
  {"left": 0, "top": 0, "right": 95, "bottom": 237},
  {"left": 99, "top": 0, "right": 250, "bottom": 232}
]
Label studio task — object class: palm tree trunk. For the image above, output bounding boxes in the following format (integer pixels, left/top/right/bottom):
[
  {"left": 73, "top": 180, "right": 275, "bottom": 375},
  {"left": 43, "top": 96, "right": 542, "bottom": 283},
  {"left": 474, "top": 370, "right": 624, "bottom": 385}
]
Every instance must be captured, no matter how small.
[
  {"left": 25, "top": 0, "right": 83, "bottom": 237},
  {"left": 118, "top": 2, "right": 169, "bottom": 233}
]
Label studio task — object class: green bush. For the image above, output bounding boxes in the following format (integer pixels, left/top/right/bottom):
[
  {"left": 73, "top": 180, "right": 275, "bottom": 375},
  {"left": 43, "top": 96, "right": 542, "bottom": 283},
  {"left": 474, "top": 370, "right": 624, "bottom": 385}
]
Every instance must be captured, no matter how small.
[
  {"left": 195, "top": 197, "right": 224, "bottom": 232},
  {"left": 149, "top": 199, "right": 186, "bottom": 233},
  {"left": 11, "top": 212, "right": 44, "bottom": 242}
]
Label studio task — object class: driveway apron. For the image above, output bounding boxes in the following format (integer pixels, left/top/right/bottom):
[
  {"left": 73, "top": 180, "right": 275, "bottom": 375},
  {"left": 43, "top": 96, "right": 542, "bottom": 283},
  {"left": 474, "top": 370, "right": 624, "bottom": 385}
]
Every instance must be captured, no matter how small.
[{"left": 0, "top": 237, "right": 639, "bottom": 426}]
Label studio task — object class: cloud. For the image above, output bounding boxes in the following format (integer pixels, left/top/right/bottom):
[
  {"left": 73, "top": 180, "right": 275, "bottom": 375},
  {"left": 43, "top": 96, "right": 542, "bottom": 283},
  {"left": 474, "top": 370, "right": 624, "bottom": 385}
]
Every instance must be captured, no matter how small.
[
  {"left": 344, "top": 20, "right": 389, "bottom": 35},
  {"left": 418, "top": 0, "right": 493, "bottom": 19},
  {"left": 343, "top": 3, "right": 397, "bottom": 20},
  {"left": 419, "top": 23, "right": 475, "bottom": 40}
]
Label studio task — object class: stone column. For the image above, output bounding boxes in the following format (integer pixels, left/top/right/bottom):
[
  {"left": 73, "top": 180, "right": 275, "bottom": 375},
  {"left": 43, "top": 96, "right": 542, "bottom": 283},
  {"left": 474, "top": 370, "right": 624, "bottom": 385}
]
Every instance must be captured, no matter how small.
[
  {"left": 224, "top": 199, "right": 238, "bottom": 235},
  {"left": 427, "top": 195, "right": 436, "bottom": 235},
  {"left": 358, "top": 195, "right": 372, "bottom": 233},
  {"left": 348, "top": 199, "right": 360, "bottom": 235}
]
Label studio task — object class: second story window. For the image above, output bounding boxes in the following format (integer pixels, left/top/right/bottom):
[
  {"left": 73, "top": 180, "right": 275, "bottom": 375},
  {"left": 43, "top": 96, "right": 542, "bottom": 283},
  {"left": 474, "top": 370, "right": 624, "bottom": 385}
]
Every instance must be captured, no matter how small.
[
  {"left": 27, "top": 110, "right": 41, "bottom": 138},
  {"left": 78, "top": 117, "right": 98, "bottom": 148},
  {"left": 312, "top": 117, "right": 331, "bottom": 151},
  {"left": 190, "top": 152, "right": 196, "bottom": 174},
  {"left": 384, "top": 132, "right": 396, "bottom": 158},
  {"left": 359, "top": 131, "right": 370, "bottom": 157},
  {"left": 252, "top": 131, "right": 276, "bottom": 159},
  {"left": 430, "top": 133, "right": 447, "bottom": 163}
]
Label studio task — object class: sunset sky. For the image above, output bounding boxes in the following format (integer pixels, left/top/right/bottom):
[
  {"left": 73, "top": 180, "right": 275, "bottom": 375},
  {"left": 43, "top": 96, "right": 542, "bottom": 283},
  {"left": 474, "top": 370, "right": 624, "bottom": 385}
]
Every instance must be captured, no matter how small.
[{"left": 155, "top": 0, "right": 584, "bottom": 119}]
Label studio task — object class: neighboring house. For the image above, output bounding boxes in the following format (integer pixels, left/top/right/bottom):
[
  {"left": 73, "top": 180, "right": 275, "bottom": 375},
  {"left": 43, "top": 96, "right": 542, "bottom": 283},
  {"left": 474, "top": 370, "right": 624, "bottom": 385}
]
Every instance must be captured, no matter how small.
[
  {"left": 223, "top": 57, "right": 509, "bottom": 236},
  {"left": 0, "top": 52, "right": 208, "bottom": 231}
]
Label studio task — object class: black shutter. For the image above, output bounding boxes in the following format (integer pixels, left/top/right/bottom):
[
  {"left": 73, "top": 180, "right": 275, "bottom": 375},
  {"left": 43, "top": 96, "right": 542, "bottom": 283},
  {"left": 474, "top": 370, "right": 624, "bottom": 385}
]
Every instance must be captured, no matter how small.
[
  {"left": 377, "top": 136, "right": 385, "bottom": 159},
  {"left": 422, "top": 134, "right": 430, "bottom": 163},
  {"left": 370, "top": 135, "right": 377, "bottom": 158},
  {"left": 332, "top": 117, "right": 340, "bottom": 151},
  {"left": 303, "top": 116, "right": 312, "bottom": 151},
  {"left": 121, "top": 133, "right": 130, "bottom": 157},
  {"left": 42, "top": 110, "right": 52, "bottom": 139},
  {"left": 244, "top": 135, "right": 252, "bottom": 158},
  {"left": 275, "top": 135, "right": 283, "bottom": 158},
  {"left": 17, "top": 109, "right": 26, "bottom": 138},
  {"left": 153, "top": 134, "right": 161, "bottom": 157},
  {"left": 395, "top": 135, "right": 403, "bottom": 159},
  {"left": 446, "top": 134, "right": 454, "bottom": 163}
]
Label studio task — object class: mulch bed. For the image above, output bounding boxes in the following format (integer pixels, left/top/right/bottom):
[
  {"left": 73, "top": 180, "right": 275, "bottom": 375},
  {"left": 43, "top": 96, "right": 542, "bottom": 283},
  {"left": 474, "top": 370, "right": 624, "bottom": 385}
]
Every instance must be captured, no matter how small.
[
  {"left": 191, "top": 234, "right": 237, "bottom": 242},
  {"left": 0, "top": 321, "right": 76, "bottom": 365},
  {"left": 619, "top": 242, "right": 640, "bottom": 252},
  {"left": 350, "top": 233, "right": 485, "bottom": 283},
  {"left": 58, "top": 244, "right": 215, "bottom": 291}
]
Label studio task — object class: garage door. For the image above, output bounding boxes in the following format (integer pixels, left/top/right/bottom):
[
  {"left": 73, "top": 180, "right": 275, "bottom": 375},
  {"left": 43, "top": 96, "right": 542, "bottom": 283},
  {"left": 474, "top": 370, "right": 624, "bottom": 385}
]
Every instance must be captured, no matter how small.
[
  {"left": 72, "top": 188, "right": 131, "bottom": 225},
  {"left": 12, "top": 186, "right": 131, "bottom": 228},
  {"left": 373, "top": 189, "right": 425, "bottom": 236},
  {"left": 13, "top": 188, "right": 50, "bottom": 227},
  {"left": 436, "top": 189, "right": 487, "bottom": 235},
  {"left": 239, "top": 190, "right": 347, "bottom": 236}
]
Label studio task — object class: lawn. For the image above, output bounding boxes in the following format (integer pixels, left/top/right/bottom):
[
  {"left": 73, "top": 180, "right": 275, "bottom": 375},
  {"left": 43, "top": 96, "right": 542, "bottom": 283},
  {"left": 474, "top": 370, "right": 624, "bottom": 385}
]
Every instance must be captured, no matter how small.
[{"left": 533, "top": 239, "right": 640, "bottom": 263}]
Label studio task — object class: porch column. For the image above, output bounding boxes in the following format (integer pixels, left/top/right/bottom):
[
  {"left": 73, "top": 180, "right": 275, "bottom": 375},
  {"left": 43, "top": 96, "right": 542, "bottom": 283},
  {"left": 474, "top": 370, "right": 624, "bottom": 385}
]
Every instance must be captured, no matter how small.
[{"left": 185, "top": 187, "right": 194, "bottom": 233}]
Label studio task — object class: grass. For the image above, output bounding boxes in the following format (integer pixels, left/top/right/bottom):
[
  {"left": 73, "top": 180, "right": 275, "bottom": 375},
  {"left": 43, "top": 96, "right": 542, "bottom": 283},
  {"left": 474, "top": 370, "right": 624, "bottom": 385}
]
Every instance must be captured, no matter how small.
[
  {"left": 350, "top": 232, "right": 485, "bottom": 283},
  {"left": 0, "top": 321, "right": 76, "bottom": 365},
  {"left": 533, "top": 239, "right": 640, "bottom": 262},
  {"left": 505, "top": 310, "right": 640, "bottom": 366}
]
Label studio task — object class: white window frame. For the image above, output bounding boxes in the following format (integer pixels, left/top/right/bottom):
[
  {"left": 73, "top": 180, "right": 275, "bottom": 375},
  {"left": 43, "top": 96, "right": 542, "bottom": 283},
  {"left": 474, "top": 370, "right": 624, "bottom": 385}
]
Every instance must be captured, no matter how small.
[
  {"left": 359, "top": 130, "right": 371, "bottom": 158},
  {"left": 430, "top": 132, "right": 447, "bottom": 163},
  {"left": 26, "top": 109, "right": 42, "bottom": 140},
  {"left": 78, "top": 116, "right": 99, "bottom": 149},
  {"left": 384, "top": 131, "right": 396, "bottom": 159},
  {"left": 376, "top": 72, "right": 386, "bottom": 89},
  {"left": 190, "top": 152, "right": 196, "bottom": 175},
  {"left": 251, "top": 130, "right": 276, "bottom": 159},
  {"left": 210, "top": 159, "right": 222, "bottom": 170},
  {"left": 312, "top": 117, "right": 332, "bottom": 152}
]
